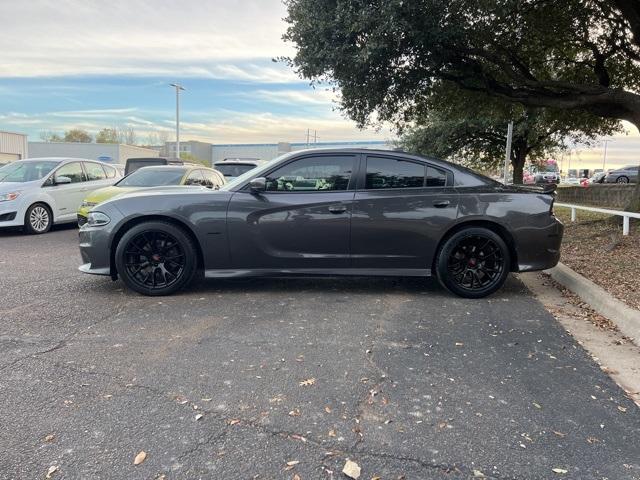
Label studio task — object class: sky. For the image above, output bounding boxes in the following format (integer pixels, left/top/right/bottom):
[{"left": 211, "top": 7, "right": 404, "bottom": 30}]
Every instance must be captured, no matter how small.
[{"left": 0, "top": 0, "right": 637, "bottom": 169}]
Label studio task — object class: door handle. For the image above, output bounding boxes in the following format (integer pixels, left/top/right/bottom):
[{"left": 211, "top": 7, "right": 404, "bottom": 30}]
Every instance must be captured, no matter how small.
[
  {"left": 433, "top": 200, "right": 450, "bottom": 208},
  {"left": 328, "top": 205, "right": 348, "bottom": 214}
]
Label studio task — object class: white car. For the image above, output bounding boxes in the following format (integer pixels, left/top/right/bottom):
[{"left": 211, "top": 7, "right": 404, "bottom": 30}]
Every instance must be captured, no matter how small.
[{"left": 0, "top": 157, "right": 122, "bottom": 234}]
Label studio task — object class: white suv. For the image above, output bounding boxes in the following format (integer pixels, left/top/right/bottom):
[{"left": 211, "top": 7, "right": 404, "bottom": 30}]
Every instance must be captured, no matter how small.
[{"left": 0, "top": 157, "right": 122, "bottom": 234}]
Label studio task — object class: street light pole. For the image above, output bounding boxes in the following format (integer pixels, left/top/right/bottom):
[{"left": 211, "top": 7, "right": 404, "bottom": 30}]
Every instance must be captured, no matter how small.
[
  {"left": 602, "top": 139, "right": 611, "bottom": 171},
  {"left": 170, "top": 83, "right": 185, "bottom": 159}
]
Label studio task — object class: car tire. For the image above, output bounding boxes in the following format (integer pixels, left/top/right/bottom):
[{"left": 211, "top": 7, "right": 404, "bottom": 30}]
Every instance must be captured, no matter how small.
[
  {"left": 436, "top": 227, "right": 510, "bottom": 299},
  {"left": 616, "top": 176, "right": 629, "bottom": 184},
  {"left": 24, "top": 203, "right": 52, "bottom": 234},
  {"left": 115, "top": 221, "right": 198, "bottom": 296}
]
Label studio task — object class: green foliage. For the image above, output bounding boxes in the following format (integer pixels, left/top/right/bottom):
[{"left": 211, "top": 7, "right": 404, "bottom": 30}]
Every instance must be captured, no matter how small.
[
  {"left": 283, "top": 0, "right": 640, "bottom": 127},
  {"left": 63, "top": 129, "right": 92, "bottom": 143},
  {"left": 96, "top": 128, "right": 118, "bottom": 144},
  {"left": 399, "top": 84, "right": 621, "bottom": 181}
]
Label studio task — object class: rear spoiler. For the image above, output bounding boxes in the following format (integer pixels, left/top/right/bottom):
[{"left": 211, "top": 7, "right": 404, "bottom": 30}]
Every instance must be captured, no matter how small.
[{"left": 516, "top": 184, "right": 557, "bottom": 194}]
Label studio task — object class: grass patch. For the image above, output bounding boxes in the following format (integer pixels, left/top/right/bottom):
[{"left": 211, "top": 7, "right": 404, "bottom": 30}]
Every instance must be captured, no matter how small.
[{"left": 554, "top": 206, "right": 639, "bottom": 310}]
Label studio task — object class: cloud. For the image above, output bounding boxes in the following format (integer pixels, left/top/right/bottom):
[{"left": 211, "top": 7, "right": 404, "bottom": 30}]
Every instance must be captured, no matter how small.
[{"left": 0, "top": 0, "right": 297, "bottom": 81}]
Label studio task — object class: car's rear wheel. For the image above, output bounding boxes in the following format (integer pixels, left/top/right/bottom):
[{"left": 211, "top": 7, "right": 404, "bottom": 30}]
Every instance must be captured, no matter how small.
[
  {"left": 115, "top": 221, "right": 197, "bottom": 296},
  {"left": 24, "top": 203, "right": 52, "bottom": 234},
  {"left": 436, "top": 227, "right": 510, "bottom": 299},
  {"left": 616, "top": 176, "right": 629, "bottom": 184}
]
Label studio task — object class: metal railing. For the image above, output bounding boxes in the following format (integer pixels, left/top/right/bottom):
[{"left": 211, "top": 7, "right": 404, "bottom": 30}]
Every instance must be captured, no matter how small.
[{"left": 556, "top": 202, "right": 640, "bottom": 235}]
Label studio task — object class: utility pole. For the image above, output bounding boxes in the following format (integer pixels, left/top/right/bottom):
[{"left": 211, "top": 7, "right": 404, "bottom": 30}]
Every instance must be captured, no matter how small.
[
  {"left": 503, "top": 121, "right": 514, "bottom": 184},
  {"left": 602, "top": 139, "right": 611, "bottom": 171},
  {"left": 306, "top": 128, "right": 310, "bottom": 147},
  {"left": 313, "top": 130, "right": 317, "bottom": 144},
  {"left": 170, "top": 83, "right": 185, "bottom": 159}
]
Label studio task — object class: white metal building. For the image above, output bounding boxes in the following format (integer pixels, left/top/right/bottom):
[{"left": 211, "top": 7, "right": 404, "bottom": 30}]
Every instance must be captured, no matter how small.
[
  {"left": 211, "top": 140, "right": 392, "bottom": 165},
  {"left": 27, "top": 142, "right": 159, "bottom": 164},
  {"left": 0, "top": 130, "right": 28, "bottom": 164}
]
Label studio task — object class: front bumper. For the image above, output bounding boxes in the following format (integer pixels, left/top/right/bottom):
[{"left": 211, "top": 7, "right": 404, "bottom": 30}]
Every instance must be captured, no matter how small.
[
  {"left": 78, "top": 226, "right": 113, "bottom": 277},
  {"left": 516, "top": 217, "right": 564, "bottom": 272}
]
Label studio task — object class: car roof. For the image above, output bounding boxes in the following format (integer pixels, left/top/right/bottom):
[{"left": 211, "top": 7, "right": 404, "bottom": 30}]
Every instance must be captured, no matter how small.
[{"left": 18, "top": 157, "right": 115, "bottom": 165}]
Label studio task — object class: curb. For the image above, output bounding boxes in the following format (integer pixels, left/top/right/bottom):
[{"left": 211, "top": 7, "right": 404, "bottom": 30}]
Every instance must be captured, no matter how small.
[{"left": 544, "top": 262, "right": 640, "bottom": 346}]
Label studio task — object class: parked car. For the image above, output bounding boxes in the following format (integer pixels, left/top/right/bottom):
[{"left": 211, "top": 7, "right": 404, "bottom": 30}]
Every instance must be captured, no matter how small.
[
  {"left": 79, "top": 149, "right": 563, "bottom": 298},
  {"left": 124, "top": 157, "right": 186, "bottom": 175},
  {"left": 580, "top": 171, "right": 607, "bottom": 186},
  {"left": 604, "top": 165, "right": 639, "bottom": 184},
  {"left": 523, "top": 161, "right": 561, "bottom": 185},
  {"left": 77, "top": 165, "right": 225, "bottom": 226},
  {"left": 213, "top": 158, "right": 263, "bottom": 180},
  {"left": 0, "top": 158, "right": 121, "bottom": 234}
]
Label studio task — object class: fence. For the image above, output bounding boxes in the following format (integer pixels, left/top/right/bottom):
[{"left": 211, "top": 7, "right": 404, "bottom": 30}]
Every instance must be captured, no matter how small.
[{"left": 556, "top": 202, "right": 640, "bottom": 235}]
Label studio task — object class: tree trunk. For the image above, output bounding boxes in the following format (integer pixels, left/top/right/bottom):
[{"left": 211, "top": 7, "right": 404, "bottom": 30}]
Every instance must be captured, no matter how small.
[{"left": 511, "top": 143, "right": 527, "bottom": 184}]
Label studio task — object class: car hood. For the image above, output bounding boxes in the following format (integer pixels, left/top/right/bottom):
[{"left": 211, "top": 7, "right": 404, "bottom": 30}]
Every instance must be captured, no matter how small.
[
  {"left": 99, "top": 185, "right": 233, "bottom": 212},
  {"left": 84, "top": 185, "right": 137, "bottom": 203},
  {"left": 0, "top": 180, "right": 41, "bottom": 193}
]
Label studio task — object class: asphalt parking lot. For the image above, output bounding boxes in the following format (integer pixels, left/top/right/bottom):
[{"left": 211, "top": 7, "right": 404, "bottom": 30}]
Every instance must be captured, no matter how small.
[{"left": 0, "top": 226, "right": 639, "bottom": 480}]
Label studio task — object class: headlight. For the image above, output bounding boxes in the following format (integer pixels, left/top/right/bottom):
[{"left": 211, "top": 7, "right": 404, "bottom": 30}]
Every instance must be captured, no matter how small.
[
  {"left": 81, "top": 200, "right": 98, "bottom": 208},
  {"left": 0, "top": 192, "right": 19, "bottom": 202},
  {"left": 86, "top": 211, "right": 111, "bottom": 227}
]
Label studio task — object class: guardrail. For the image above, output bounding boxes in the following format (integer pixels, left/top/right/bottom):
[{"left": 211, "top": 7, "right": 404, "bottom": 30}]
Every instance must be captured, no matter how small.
[{"left": 556, "top": 202, "right": 640, "bottom": 235}]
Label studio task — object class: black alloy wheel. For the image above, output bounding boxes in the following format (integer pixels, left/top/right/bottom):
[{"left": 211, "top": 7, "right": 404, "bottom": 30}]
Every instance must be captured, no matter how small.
[
  {"left": 616, "top": 176, "right": 629, "bottom": 184},
  {"left": 115, "top": 221, "right": 197, "bottom": 296},
  {"left": 436, "top": 227, "right": 510, "bottom": 298}
]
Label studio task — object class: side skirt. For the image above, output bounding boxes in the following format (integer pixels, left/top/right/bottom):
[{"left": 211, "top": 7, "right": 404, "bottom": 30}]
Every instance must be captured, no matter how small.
[{"left": 203, "top": 268, "right": 431, "bottom": 279}]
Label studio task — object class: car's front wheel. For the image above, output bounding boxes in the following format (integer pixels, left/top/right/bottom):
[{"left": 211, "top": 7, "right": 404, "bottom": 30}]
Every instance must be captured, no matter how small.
[
  {"left": 436, "top": 227, "right": 510, "bottom": 299},
  {"left": 616, "top": 176, "right": 629, "bottom": 184},
  {"left": 24, "top": 203, "right": 52, "bottom": 234},
  {"left": 115, "top": 221, "right": 198, "bottom": 296}
]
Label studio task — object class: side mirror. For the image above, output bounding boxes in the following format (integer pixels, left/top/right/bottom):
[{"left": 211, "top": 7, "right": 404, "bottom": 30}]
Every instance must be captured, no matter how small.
[
  {"left": 249, "top": 177, "right": 266, "bottom": 192},
  {"left": 55, "top": 176, "right": 72, "bottom": 185}
]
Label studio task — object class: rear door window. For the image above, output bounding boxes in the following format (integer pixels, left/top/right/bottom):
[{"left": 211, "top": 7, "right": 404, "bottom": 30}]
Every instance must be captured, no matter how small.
[
  {"left": 365, "top": 157, "right": 425, "bottom": 189},
  {"left": 84, "top": 162, "right": 107, "bottom": 181}
]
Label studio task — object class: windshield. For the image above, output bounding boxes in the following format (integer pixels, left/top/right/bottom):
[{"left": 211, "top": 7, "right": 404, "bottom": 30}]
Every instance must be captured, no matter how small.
[
  {"left": 542, "top": 163, "right": 559, "bottom": 173},
  {"left": 215, "top": 163, "right": 258, "bottom": 178},
  {"left": 117, "top": 168, "right": 186, "bottom": 187},
  {"left": 0, "top": 161, "right": 60, "bottom": 183}
]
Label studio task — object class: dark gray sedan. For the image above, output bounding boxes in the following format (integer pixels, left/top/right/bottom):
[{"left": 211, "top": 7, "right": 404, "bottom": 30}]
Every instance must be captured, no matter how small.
[{"left": 79, "top": 149, "right": 563, "bottom": 298}]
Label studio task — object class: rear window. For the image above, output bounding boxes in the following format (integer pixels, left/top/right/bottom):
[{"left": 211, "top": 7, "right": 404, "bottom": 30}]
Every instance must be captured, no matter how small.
[
  {"left": 117, "top": 168, "right": 186, "bottom": 187},
  {"left": 215, "top": 163, "right": 257, "bottom": 178}
]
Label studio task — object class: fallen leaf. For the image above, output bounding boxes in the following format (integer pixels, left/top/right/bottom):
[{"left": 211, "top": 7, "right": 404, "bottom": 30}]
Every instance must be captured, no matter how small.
[
  {"left": 533, "top": 402, "right": 542, "bottom": 409},
  {"left": 46, "top": 466, "right": 58, "bottom": 478},
  {"left": 201, "top": 398, "right": 212, "bottom": 402},
  {"left": 133, "top": 451, "right": 147, "bottom": 465},
  {"left": 227, "top": 418, "right": 241, "bottom": 425},
  {"left": 293, "top": 475, "right": 301, "bottom": 480},
  {"left": 325, "top": 406, "right": 332, "bottom": 413},
  {"left": 617, "top": 406, "right": 627, "bottom": 413},
  {"left": 289, "top": 409, "right": 301, "bottom": 417},
  {"left": 286, "top": 460, "right": 300, "bottom": 466},
  {"left": 328, "top": 429, "right": 337, "bottom": 437},
  {"left": 290, "top": 434, "right": 307, "bottom": 443},
  {"left": 195, "top": 414, "right": 204, "bottom": 421},
  {"left": 44, "top": 434, "right": 55, "bottom": 442},
  {"left": 553, "top": 431, "right": 567, "bottom": 438},
  {"left": 473, "top": 470, "right": 486, "bottom": 478},
  {"left": 342, "top": 459, "right": 361, "bottom": 479},
  {"left": 552, "top": 468, "right": 568, "bottom": 474},
  {"left": 299, "top": 378, "right": 316, "bottom": 387},
  {"left": 586, "top": 436, "right": 599, "bottom": 444}
]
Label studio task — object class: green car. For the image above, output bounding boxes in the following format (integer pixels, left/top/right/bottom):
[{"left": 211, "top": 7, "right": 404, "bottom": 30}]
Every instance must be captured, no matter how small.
[{"left": 77, "top": 165, "right": 225, "bottom": 226}]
